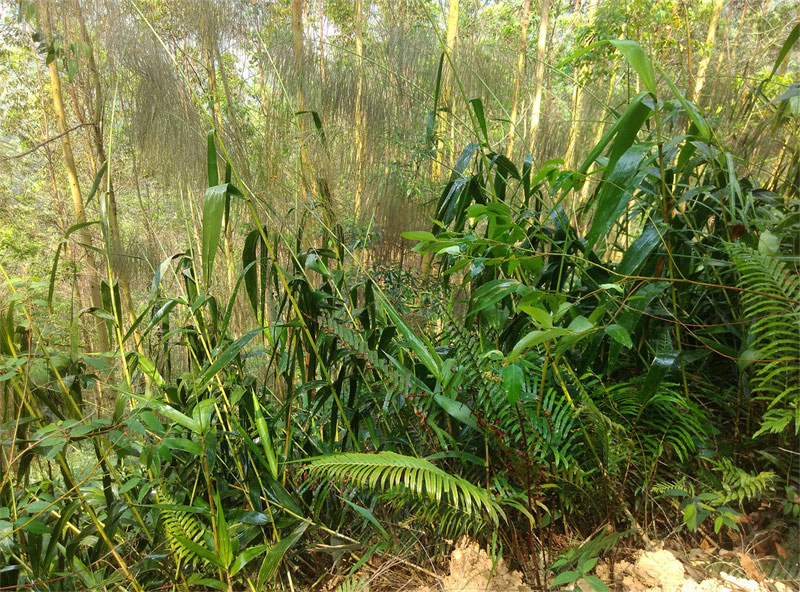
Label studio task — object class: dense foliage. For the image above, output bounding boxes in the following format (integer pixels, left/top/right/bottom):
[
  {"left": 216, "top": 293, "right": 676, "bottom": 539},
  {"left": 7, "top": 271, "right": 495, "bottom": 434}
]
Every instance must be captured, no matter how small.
[{"left": 1, "top": 0, "right": 798, "bottom": 590}]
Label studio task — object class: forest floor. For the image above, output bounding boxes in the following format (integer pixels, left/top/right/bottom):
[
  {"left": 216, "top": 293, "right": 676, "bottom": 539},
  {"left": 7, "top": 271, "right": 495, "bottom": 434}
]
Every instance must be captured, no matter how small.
[{"left": 328, "top": 537, "right": 796, "bottom": 592}]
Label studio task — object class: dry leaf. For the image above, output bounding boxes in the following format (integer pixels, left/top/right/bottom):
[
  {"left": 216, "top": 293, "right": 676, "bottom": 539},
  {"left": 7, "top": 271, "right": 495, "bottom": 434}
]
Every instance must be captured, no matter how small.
[{"left": 737, "top": 553, "right": 765, "bottom": 583}]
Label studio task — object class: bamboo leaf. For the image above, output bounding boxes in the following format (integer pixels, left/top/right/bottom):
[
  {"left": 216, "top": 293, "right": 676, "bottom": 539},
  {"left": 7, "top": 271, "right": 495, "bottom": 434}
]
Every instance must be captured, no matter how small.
[
  {"left": 175, "top": 535, "right": 225, "bottom": 568},
  {"left": 502, "top": 363, "right": 523, "bottom": 405},
  {"left": 605, "top": 324, "right": 633, "bottom": 349},
  {"left": 610, "top": 40, "right": 657, "bottom": 95},
  {"left": 257, "top": 522, "right": 309, "bottom": 588},
  {"left": 196, "top": 328, "right": 264, "bottom": 393},
  {"left": 585, "top": 145, "right": 649, "bottom": 251}
]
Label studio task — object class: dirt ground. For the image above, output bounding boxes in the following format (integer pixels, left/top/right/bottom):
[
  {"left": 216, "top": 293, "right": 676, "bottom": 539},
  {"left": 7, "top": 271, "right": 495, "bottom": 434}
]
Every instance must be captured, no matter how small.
[{"left": 331, "top": 538, "right": 796, "bottom": 592}]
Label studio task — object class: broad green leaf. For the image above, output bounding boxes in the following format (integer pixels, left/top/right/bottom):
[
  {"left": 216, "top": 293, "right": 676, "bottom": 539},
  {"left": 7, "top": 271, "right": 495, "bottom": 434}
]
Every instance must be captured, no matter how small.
[
  {"left": 768, "top": 22, "right": 800, "bottom": 80},
  {"left": 433, "top": 394, "right": 479, "bottom": 430},
  {"left": 520, "top": 305, "right": 553, "bottom": 328},
  {"left": 502, "top": 363, "right": 523, "bottom": 405},
  {"left": 207, "top": 130, "right": 218, "bottom": 187},
  {"left": 253, "top": 392, "right": 279, "bottom": 479},
  {"left": 193, "top": 399, "right": 216, "bottom": 434},
  {"left": 202, "top": 183, "right": 228, "bottom": 287},
  {"left": 657, "top": 64, "right": 711, "bottom": 139},
  {"left": 425, "top": 53, "right": 445, "bottom": 148},
  {"left": 576, "top": 93, "right": 652, "bottom": 177},
  {"left": 642, "top": 350, "right": 680, "bottom": 401},
  {"left": 124, "top": 391, "right": 201, "bottom": 433},
  {"left": 469, "top": 97, "right": 489, "bottom": 145},
  {"left": 583, "top": 575, "right": 612, "bottom": 592},
  {"left": 175, "top": 535, "right": 225, "bottom": 568},
  {"left": 508, "top": 328, "right": 571, "bottom": 362},
  {"left": 605, "top": 324, "right": 633, "bottom": 349},
  {"left": 214, "top": 491, "right": 232, "bottom": 569},
  {"left": 552, "top": 570, "right": 580, "bottom": 586},
  {"left": 118, "top": 477, "right": 141, "bottom": 495},
  {"left": 401, "top": 231, "right": 436, "bottom": 241},
  {"left": 684, "top": 503, "right": 697, "bottom": 531},
  {"left": 610, "top": 40, "right": 657, "bottom": 95},
  {"left": 568, "top": 316, "right": 594, "bottom": 333},
  {"left": 758, "top": 230, "right": 779, "bottom": 256},
  {"left": 162, "top": 437, "right": 202, "bottom": 456},
  {"left": 468, "top": 279, "right": 520, "bottom": 317},
  {"left": 196, "top": 329, "right": 264, "bottom": 393},
  {"left": 585, "top": 145, "right": 649, "bottom": 251},
  {"left": 617, "top": 223, "right": 663, "bottom": 276},
  {"left": 257, "top": 522, "right": 309, "bottom": 588},
  {"left": 22, "top": 518, "right": 51, "bottom": 535},
  {"left": 231, "top": 544, "right": 268, "bottom": 576},
  {"left": 381, "top": 298, "right": 441, "bottom": 380},
  {"left": 242, "top": 228, "right": 266, "bottom": 320}
]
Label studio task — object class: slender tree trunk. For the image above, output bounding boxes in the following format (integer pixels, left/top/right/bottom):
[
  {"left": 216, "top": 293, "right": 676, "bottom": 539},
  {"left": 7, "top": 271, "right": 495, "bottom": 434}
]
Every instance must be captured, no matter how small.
[
  {"left": 445, "top": 0, "right": 459, "bottom": 168},
  {"left": 292, "top": 0, "right": 309, "bottom": 164},
  {"left": 46, "top": 41, "right": 109, "bottom": 352},
  {"left": 291, "top": 0, "right": 336, "bottom": 243},
  {"left": 77, "top": 12, "right": 143, "bottom": 346},
  {"left": 506, "top": 0, "right": 532, "bottom": 159},
  {"left": 777, "top": 8, "right": 800, "bottom": 77},
  {"left": 563, "top": 0, "right": 599, "bottom": 170},
  {"left": 692, "top": 0, "right": 724, "bottom": 101},
  {"left": 318, "top": 0, "right": 327, "bottom": 86},
  {"left": 423, "top": 0, "right": 459, "bottom": 277},
  {"left": 205, "top": 39, "right": 239, "bottom": 307},
  {"left": 353, "top": 0, "right": 367, "bottom": 218},
  {"left": 529, "top": 0, "right": 551, "bottom": 154},
  {"left": 432, "top": 0, "right": 459, "bottom": 182}
]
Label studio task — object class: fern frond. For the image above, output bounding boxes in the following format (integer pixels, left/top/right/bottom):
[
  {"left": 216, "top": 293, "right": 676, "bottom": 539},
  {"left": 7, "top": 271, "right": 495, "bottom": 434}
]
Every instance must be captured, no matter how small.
[
  {"left": 155, "top": 485, "right": 210, "bottom": 573},
  {"left": 711, "top": 458, "right": 775, "bottom": 505},
  {"left": 308, "top": 451, "right": 503, "bottom": 523},
  {"left": 729, "top": 244, "right": 800, "bottom": 436},
  {"left": 318, "top": 312, "right": 423, "bottom": 408},
  {"left": 382, "top": 488, "right": 488, "bottom": 539},
  {"left": 334, "top": 575, "right": 369, "bottom": 592}
]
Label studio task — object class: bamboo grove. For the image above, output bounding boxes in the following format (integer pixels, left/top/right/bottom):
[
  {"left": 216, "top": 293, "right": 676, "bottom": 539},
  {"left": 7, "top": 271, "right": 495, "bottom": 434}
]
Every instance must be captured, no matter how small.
[{"left": 0, "top": 0, "right": 798, "bottom": 590}]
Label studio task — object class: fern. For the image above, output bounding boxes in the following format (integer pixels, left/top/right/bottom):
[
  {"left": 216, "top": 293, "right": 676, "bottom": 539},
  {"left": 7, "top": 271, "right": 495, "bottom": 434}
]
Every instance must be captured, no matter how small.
[
  {"left": 440, "top": 323, "right": 590, "bottom": 510},
  {"left": 155, "top": 485, "right": 210, "bottom": 573},
  {"left": 711, "top": 457, "right": 775, "bottom": 505},
  {"left": 334, "top": 575, "right": 369, "bottom": 592},
  {"left": 729, "top": 243, "right": 800, "bottom": 436},
  {"left": 382, "top": 488, "right": 488, "bottom": 539},
  {"left": 307, "top": 451, "right": 503, "bottom": 523},
  {"left": 318, "top": 312, "right": 423, "bottom": 409},
  {"left": 602, "top": 380, "right": 707, "bottom": 464}
]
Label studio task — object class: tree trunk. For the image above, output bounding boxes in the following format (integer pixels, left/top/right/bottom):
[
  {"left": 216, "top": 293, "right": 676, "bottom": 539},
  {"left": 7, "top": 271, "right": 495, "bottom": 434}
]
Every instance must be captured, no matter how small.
[
  {"left": 354, "top": 0, "right": 367, "bottom": 218},
  {"left": 432, "top": 0, "right": 459, "bottom": 182},
  {"left": 292, "top": 0, "right": 309, "bottom": 158},
  {"left": 529, "top": 0, "right": 551, "bottom": 153},
  {"left": 46, "top": 37, "right": 109, "bottom": 352},
  {"left": 692, "top": 0, "right": 724, "bottom": 101},
  {"left": 505, "top": 0, "right": 532, "bottom": 159},
  {"left": 563, "top": 0, "right": 599, "bottom": 171},
  {"left": 291, "top": 0, "right": 312, "bottom": 237},
  {"left": 318, "top": 0, "right": 327, "bottom": 86},
  {"left": 77, "top": 11, "right": 144, "bottom": 348},
  {"left": 205, "top": 38, "right": 239, "bottom": 309}
]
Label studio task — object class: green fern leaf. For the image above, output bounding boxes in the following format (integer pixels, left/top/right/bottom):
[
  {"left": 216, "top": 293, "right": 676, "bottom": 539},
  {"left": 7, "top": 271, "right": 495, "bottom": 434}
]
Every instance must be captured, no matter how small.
[{"left": 307, "top": 451, "right": 503, "bottom": 523}]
